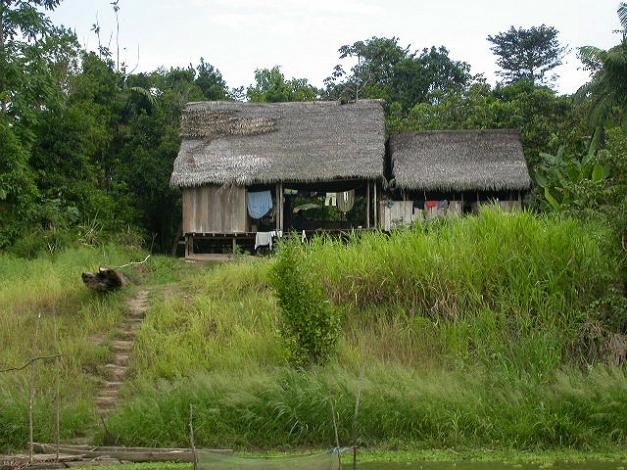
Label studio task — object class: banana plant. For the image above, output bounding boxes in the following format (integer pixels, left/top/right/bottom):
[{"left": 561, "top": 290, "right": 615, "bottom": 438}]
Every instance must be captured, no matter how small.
[{"left": 534, "top": 145, "right": 611, "bottom": 211}]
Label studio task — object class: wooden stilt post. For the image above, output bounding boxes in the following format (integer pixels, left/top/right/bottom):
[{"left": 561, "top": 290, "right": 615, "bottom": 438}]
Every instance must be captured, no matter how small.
[
  {"left": 366, "top": 182, "right": 371, "bottom": 228},
  {"left": 279, "top": 182, "right": 284, "bottom": 232},
  {"left": 275, "top": 184, "right": 281, "bottom": 232},
  {"left": 184, "top": 235, "right": 189, "bottom": 258},
  {"left": 373, "top": 181, "right": 378, "bottom": 228}
]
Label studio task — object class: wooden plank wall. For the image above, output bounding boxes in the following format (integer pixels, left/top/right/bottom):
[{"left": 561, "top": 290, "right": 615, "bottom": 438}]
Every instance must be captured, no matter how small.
[{"left": 182, "top": 185, "right": 247, "bottom": 233}]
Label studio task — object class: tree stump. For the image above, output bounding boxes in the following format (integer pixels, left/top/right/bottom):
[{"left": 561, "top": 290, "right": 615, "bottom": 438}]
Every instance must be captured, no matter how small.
[{"left": 82, "top": 268, "right": 128, "bottom": 292}]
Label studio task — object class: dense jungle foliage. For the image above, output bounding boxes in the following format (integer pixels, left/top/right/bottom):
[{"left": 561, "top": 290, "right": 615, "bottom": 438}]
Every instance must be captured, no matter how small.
[{"left": 0, "top": 1, "right": 625, "bottom": 255}]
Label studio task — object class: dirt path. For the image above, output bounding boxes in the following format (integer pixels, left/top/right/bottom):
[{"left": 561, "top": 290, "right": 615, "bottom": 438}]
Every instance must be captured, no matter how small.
[{"left": 95, "top": 289, "right": 149, "bottom": 416}]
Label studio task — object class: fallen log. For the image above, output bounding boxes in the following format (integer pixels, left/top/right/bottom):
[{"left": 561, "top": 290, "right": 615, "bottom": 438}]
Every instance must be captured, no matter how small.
[
  {"left": 32, "top": 444, "right": 232, "bottom": 463},
  {"left": 0, "top": 453, "right": 80, "bottom": 470},
  {"left": 63, "top": 458, "right": 122, "bottom": 468},
  {"left": 81, "top": 268, "right": 128, "bottom": 292}
]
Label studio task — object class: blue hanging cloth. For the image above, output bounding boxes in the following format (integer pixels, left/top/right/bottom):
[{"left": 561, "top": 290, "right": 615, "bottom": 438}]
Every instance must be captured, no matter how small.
[{"left": 247, "top": 191, "right": 273, "bottom": 219}]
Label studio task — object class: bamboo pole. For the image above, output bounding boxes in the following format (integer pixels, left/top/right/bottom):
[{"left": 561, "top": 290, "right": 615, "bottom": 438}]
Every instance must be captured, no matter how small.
[
  {"left": 189, "top": 404, "right": 197, "bottom": 470},
  {"left": 331, "top": 400, "right": 341, "bottom": 469},
  {"left": 54, "top": 308, "right": 61, "bottom": 462},
  {"left": 352, "top": 354, "right": 367, "bottom": 470}
]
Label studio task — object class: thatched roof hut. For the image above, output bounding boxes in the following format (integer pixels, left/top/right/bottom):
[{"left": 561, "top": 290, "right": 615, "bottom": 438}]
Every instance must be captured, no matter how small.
[
  {"left": 170, "top": 100, "right": 386, "bottom": 188},
  {"left": 389, "top": 129, "right": 532, "bottom": 191}
]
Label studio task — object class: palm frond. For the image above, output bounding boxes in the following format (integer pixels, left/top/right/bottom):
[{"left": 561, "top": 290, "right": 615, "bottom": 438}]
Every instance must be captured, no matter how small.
[
  {"left": 578, "top": 46, "right": 607, "bottom": 70},
  {"left": 619, "top": 2, "right": 627, "bottom": 30},
  {"left": 129, "top": 86, "right": 157, "bottom": 106}
]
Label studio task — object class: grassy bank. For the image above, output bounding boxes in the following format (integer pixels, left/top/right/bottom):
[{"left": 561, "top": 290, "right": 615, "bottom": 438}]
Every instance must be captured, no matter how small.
[
  {"left": 0, "top": 244, "right": 180, "bottom": 451},
  {"left": 106, "top": 209, "right": 625, "bottom": 450},
  {"left": 1, "top": 209, "right": 626, "bottom": 453}
]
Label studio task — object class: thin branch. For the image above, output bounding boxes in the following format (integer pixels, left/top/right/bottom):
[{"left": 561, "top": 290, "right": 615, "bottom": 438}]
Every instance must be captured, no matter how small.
[
  {"left": 128, "top": 44, "right": 140, "bottom": 75},
  {"left": 0, "top": 354, "right": 62, "bottom": 373},
  {"left": 111, "top": 254, "right": 151, "bottom": 270}
]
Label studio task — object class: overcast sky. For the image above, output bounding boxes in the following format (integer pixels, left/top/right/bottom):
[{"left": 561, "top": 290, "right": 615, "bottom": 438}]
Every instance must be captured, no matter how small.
[{"left": 51, "top": 0, "right": 622, "bottom": 95}]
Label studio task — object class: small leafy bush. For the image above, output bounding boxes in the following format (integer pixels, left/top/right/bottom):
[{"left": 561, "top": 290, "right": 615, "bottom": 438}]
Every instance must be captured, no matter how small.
[
  {"left": 8, "top": 227, "right": 74, "bottom": 258},
  {"left": 271, "top": 238, "right": 341, "bottom": 367}
]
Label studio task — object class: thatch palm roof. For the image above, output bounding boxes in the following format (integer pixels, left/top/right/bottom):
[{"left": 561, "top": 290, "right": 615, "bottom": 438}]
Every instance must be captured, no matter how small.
[
  {"left": 389, "top": 130, "right": 532, "bottom": 191},
  {"left": 170, "top": 100, "right": 386, "bottom": 188}
]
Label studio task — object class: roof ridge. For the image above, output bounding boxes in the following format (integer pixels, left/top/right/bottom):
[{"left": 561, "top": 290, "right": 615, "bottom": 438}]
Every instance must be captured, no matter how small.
[
  {"left": 396, "top": 129, "right": 521, "bottom": 136},
  {"left": 185, "top": 99, "right": 385, "bottom": 107}
]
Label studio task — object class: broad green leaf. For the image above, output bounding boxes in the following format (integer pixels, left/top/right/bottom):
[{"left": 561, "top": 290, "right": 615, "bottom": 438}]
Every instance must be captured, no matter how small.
[
  {"left": 540, "top": 152, "right": 559, "bottom": 165},
  {"left": 534, "top": 172, "right": 548, "bottom": 187},
  {"left": 544, "top": 187, "right": 561, "bottom": 211},
  {"left": 556, "top": 169, "right": 569, "bottom": 187},
  {"left": 591, "top": 164, "right": 608, "bottom": 182}
]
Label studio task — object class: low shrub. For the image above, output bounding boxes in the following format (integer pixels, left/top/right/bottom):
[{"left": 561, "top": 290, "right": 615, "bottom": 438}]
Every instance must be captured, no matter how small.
[{"left": 272, "top": 239, "right": 341, "bottom": 366}]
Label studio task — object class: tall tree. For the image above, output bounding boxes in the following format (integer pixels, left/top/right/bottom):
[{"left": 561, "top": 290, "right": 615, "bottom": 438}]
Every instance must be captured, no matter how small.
[
  {"left": 487, "top": 25, "right": 567, "bottom": 85},
  {"left": 324, "top": 37, "right": 470, "bottom": 112},
  {"left": 324, "top": 36, "right": 409, "bottom": 101},
  {"left": 247, "top": 66, "right": 318, "bottom": 102},
  {"left": 390, "top": 46, "right": 471, "bottom": 110},
  {"left": 195, "top": 58, "right": 228, "bottom": 100},
  {"left": 0, "top": 0, "right": 76, "bottom": 118},
  {"left": 0, "top": 0, "right": 77, "bottom": 247}
]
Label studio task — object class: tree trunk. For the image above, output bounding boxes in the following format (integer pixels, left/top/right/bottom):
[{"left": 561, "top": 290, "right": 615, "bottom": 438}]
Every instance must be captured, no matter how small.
[{"left": 0, "top": 1, "right": 6, "bottom": 113}]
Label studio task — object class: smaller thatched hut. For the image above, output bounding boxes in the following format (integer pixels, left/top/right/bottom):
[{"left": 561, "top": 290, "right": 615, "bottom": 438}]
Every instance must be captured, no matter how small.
[
  {"left": 384, "top": 129, "right": 532, "bottom": 226},
  {"left": 170, "top": 100, "right": 386, "bottom": 256}
]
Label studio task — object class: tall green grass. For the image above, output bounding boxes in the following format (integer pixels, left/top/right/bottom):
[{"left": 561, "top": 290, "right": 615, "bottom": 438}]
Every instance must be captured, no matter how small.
[
  {"left": 107, "top": 209, "right": 626, "bottom": 450},
  {"left": 0, "top": 244, "right": 169, "bottom": 451},
  {"left": 300, "top": 209, "right": 623, "bottom": 373},
  {"left": 108, "top": 365, "right": 627, "bottom": 450}
]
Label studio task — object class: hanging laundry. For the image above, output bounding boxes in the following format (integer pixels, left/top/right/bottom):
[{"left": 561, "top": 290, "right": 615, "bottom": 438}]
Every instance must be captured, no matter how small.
[
  {"left": 247, "top": 191, "right": 273, "bottom": 219},
  {"left": 324, "top": 192, "right": 337, "bottom": 207},
  {"left": 425, "top": 200, "right": 438, "bottom": 209},
  {"left": 283, "top": 188, "right": 298, "bottom": 195},
  {"left": 254, "top": 231, "right": 273, "bottom": 250},
  {"left": 336, "top": 190, "right": 355, "bottom": 213},
  {"left": 254, "top": 230, "right": 282, "bottom": 251},
  {"left": 437, "top": 200, "right": 449, "bottom": 209}
]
